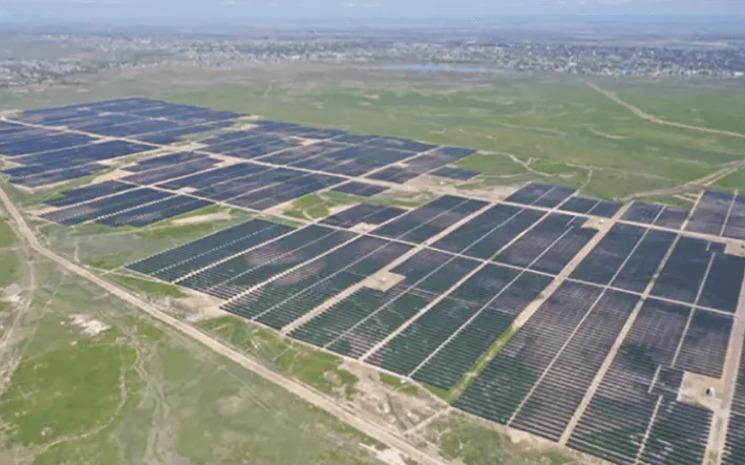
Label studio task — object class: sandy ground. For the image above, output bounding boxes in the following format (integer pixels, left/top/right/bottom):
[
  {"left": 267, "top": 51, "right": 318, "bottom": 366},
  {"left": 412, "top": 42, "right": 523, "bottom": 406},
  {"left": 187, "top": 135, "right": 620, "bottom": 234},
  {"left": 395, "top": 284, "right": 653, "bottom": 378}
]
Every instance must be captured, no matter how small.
[
  {"left": 361, "top": 444, "right": 407, "bottom": 465},
  {"left": 173, "top": 291, "right": 225, "bottom": 322},
  {"left": 2, "top": 283, "right": 22, "bottom": 304},
  {"left": 679, "top": 372, "right": 723, "bottom": 411},
  {"left": 364, "top": 272, "right": 406, "bottom": 292},
  {"left": 172, "top": 211, "right": 232, "bottom": 226},
  {"left": 70, "top": 314, "right": 111, "bottom": 337}
]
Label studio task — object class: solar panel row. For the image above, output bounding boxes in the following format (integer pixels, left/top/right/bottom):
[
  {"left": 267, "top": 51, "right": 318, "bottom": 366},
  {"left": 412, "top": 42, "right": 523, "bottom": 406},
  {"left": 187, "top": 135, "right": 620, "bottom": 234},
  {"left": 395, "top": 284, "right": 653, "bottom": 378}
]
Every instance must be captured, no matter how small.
[
  {"left": 568, "top": 298, "right": 713, "bottom": 465},
  {"left": 7, "top": 97, "right": 745, "bottom": 465},
  {"left": 687, "top": 191, "right": 745, "bottom": 241}
]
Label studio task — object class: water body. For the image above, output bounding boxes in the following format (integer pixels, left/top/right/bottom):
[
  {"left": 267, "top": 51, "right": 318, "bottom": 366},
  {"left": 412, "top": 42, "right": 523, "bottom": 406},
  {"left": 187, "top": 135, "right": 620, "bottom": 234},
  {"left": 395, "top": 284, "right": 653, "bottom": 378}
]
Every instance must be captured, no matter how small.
[{"left": 378, "top": 63, "right": 505, "bottom": 74}]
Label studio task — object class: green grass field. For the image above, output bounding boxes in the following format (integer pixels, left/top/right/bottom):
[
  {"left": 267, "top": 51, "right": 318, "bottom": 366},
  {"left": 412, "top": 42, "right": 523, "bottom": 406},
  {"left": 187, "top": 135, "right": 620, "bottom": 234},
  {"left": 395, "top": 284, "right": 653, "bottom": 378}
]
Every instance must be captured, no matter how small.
[
  {"left": 0, "top": 229, "right": 391, "bottom": 465},
  {"left": 1, "top": 62, "right": 742, "bottom": 465},
  {"left": 2, "top": 64, "right": 742, "bottom": 203},
  {"left": 0, "top": 218, "right": 15, "bottom": 248}
]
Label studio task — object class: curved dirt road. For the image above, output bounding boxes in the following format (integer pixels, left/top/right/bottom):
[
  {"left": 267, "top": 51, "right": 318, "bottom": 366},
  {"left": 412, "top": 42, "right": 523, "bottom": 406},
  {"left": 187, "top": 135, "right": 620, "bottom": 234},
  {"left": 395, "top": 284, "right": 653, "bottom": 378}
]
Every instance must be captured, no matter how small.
[{"left": 583, "top": 80, "right": 745, "bottom": 140}]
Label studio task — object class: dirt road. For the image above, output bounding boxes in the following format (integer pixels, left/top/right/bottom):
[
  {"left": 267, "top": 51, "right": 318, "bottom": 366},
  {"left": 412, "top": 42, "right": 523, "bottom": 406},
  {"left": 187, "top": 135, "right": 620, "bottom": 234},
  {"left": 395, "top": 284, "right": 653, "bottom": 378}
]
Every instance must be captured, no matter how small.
[
  {"left": 0, "top": 183, "right": 449, "bottom": 465},
  {"left": 583, "top": 80, "right": 745, "bottom": 140}
]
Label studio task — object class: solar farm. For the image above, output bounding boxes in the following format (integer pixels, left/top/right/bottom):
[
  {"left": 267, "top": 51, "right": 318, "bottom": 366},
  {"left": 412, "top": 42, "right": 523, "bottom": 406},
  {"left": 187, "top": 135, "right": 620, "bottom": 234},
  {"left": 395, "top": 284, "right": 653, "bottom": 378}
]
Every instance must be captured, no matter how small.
[{"left": 2, "top": 97, "right": 745, "bottom": 465}]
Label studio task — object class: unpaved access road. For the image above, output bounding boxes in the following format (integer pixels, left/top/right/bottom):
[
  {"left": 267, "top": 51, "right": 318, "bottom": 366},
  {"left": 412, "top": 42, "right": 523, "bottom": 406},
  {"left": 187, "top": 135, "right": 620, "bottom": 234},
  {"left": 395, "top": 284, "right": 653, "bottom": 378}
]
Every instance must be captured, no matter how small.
[
  {"left": 583, "top": 80, "right": 745, "bottom": 140},
  {"left": 0, "top": 183, "right": 450, "bottom": 465}
]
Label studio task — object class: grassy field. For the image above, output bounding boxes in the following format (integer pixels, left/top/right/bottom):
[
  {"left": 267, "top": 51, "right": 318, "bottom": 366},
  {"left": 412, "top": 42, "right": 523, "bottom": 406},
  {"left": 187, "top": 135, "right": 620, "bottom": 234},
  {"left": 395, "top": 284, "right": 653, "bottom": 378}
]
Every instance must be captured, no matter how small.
[
  {"left": 1, "top": 63, "right": 742, "bottom": 203},
  {"left": 1, "top": 63, "right": 742, "bottom": 465},
  {"left": 0, "top": 220, "right": 393, "bottom": 465},
  {"left": 0, "top": 217, "right": 15, "bottom": 248}
]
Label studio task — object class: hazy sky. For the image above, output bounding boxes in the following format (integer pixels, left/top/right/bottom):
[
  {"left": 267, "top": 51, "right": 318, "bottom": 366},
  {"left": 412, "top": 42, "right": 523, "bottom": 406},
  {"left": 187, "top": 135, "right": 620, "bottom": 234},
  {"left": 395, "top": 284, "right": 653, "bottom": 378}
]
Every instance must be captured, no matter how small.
[{"left": 2, "top": 0, "right": 744, "bottom": 22}]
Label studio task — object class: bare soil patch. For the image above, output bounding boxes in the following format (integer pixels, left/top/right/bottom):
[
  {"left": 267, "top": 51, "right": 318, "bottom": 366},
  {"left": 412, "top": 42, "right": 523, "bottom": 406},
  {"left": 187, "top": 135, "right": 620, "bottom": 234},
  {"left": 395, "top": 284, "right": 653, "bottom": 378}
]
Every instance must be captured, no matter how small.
[
  {"left": 172, "top": 211, "right": 232, "bottom": 226},
  {"left": 70, "top": 314, "right": 111, "bottom": 337},
  {"left": 679, "top": 371, "right": 724, "bottom": 411}
]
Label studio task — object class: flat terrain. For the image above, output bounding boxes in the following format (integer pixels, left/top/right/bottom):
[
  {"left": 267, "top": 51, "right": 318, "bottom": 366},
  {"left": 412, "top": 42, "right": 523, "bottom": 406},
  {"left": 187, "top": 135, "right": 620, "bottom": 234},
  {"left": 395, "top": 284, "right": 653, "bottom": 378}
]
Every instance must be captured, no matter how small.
[
  {"left": 1, "top": 63, "right": 743, "bottom": 203},
  {"left": 0, "top": 202, "right": 402, "bottom": 465},
  {"left": 1, "top": 62, "right": 744, "bottom": 465}
]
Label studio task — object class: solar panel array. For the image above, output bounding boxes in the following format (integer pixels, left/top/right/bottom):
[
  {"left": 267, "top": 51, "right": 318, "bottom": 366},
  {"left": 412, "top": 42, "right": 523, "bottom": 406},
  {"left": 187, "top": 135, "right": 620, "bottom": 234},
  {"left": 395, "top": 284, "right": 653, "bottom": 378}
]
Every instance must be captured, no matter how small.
[
  {"left": 3, "top": 98, "right": 745, "bottom": 465},
  {"left": 121, "top": 182, "right": 745, "bottom": 465},
  {"left": 2, "top": 98, "right": 483, "bottom": 227}
]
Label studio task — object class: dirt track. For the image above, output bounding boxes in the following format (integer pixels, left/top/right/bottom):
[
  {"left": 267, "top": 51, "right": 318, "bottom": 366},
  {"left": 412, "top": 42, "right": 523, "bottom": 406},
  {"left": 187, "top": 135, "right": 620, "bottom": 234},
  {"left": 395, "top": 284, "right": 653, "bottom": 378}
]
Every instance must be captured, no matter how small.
[
  {"left": 0, "top": 183, "right": 449, "bottom": 465},
  {"left": 583, "top": 80, "right": 745, "bottom": 140}
]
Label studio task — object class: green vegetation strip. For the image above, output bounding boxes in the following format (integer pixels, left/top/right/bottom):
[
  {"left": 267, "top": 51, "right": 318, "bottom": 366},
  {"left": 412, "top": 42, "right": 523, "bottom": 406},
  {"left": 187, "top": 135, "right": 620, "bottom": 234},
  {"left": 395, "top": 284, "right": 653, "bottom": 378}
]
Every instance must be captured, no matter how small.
[
  {"left": 199, "top": 316, "right": 359, "bottom": 399},
  {"left": 445, "top": 326, "right": 517, "bottom": 404},
  {"left": 108, "top": 272, "right": 185, "bottom": 298}
]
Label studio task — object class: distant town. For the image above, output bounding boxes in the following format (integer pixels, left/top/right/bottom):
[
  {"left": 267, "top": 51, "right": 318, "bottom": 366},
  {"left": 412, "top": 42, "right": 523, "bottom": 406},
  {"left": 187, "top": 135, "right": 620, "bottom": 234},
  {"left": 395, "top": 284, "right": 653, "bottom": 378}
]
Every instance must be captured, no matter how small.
[{"left": 2, "top": 28, "right": 745, "bottom": 88}]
